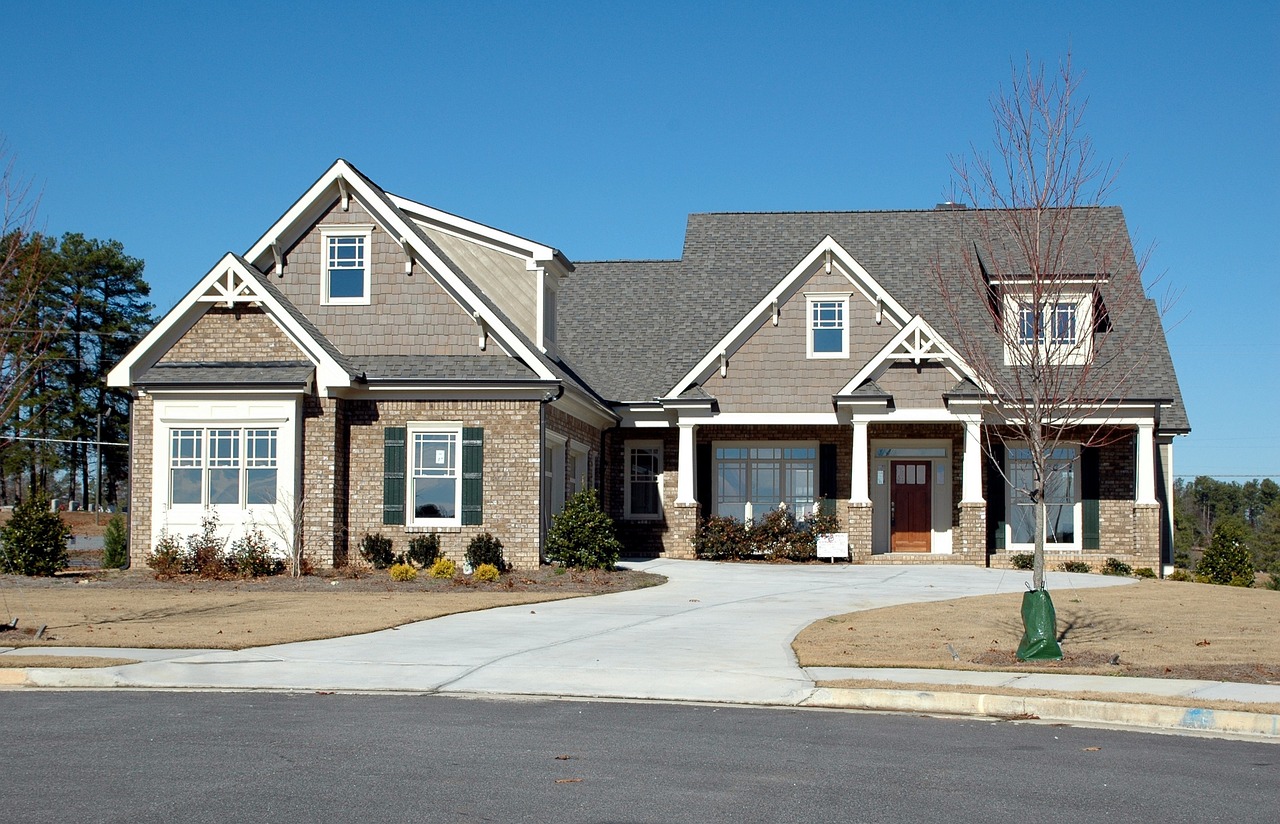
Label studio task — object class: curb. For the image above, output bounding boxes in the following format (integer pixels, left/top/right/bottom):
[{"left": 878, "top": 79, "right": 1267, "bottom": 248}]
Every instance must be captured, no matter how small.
[
  {"left": 804, "top": 687, "right": 1280, "bottom": 740},
  {"left": 0, "top": 669, "right": 29, "bottom": 686}
]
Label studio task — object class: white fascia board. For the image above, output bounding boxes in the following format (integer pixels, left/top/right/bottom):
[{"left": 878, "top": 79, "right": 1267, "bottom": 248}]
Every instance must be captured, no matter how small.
[
  {"left": 704, "top": 412, "right": 843, "bottom": 426},
  {"left": 336, "top": 385, "right": 559, "bottom": 403},
  {"left": 387, "top": 193, "right": 560, "bottom": 263},
  {"left": 667, "top": 236, "right": 911, "bottom": 398},
  {"left": 851, "top": 409, "right": 962, "bottom": 424},
  {"left": 840, "top": 315, "right": 987, "bottom": 395},
  {"left": 106, "top": 253, "right": 348, "bottom": 392},
  {"left": 245, "top": 161, "right": 557, "bottom": 383},
  {"left": 552, "top": 386, "right": 620, "bottom": 429}
]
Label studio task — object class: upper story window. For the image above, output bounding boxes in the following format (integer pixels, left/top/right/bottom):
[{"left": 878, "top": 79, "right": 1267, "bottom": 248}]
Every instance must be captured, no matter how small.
[
  {"left": 625, "top": 441, "right": 662, "bottom": 519},
  {"left": 321, "top": 226, "right": 373, "bottom": 305},
  {"left": 1005, "top": 293, "right": 1091, "bottom": 365},
  {"left": 806, "top": 293, "right": 850, "bottom": 358}
]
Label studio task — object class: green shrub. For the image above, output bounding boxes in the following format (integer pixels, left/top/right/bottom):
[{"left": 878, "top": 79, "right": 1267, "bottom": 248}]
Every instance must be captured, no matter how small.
[
  {"left": 0, "top": 492, "right": 70, "bottom": 576},
  {"left": 693, "top": 515, "right": 750, "bottom": 560},
  {"left": 428, "top": 557, "right": 456, "bottom": 579},
  {"left": 1058, "top": 560, "right": 1091, "bottom": 574},
  {"left": 227, "top": 522, "right": 283, "bottom": 577},
  {"left": 1101, "top": 557, "right": 1133, "bottom": 576},
  {"left": 546, "top": 490, "right": 622, "bottom": 570},
  {"left": 389, "top": 562, "right": 418, "bottom": 582},
  {"left": 147, "top": 531, "right": 185, "bottom": 578},
  {"left": 102, "top": 514, "right": 129, "bottom": 569},
  {"left": 1010, "top": 552, "right": 1035, "bottom": 570},
  {"left": 407, "top": 534, "right": 440, "bottom": 568},
  {"left": 1167, "top": 568, "right": 1193, "bottom": 582},
  {"left": 472, "top": 562, "right": 500, "bottom": 582},
  {"left": 359, "top": 532, "right": 395, "bottom": 569},
  {"left": 186, "top": 513, "right": 227, "bottom": 577},
  {"left": 1134, "top": 567, "right": 1157, "bottom": 579},
  {"left": 465, "top": 533, "right": 506, "bottom": 572},
  {"left": 1197, "top": 518, "right": 1254, "bottom": 586},
  {"left": 1265, "top": 570, "right": 1280, "bottom": 591}
]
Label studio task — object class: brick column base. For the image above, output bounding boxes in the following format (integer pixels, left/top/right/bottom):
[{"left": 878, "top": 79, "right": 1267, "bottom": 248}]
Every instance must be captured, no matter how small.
[
  {"left": 958, "top": 502, "right": 987, "bottom": 565},
  {"left": 1133, "top": 502, "right": 1161, "bottom": 570},
  {"left": 846, "top": 501, "right": 873, "bottom": 561},
  {"left": 668, "top": 502, "right": 700, "bottom": 559}
]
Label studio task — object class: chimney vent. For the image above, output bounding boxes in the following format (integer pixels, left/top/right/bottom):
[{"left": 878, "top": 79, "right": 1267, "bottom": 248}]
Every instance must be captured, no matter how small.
[{"left": 935, "top": 201, "right": 968, "bottom": 211}]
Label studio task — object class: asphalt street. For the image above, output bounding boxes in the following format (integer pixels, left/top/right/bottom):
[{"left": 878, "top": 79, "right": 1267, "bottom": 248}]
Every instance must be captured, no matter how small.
[{"left": 3, "top": 692, "right": 1275, "bottom": 823}]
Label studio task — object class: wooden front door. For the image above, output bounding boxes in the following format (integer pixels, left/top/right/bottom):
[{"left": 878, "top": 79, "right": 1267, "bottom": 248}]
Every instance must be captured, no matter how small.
[{"left": 890, "top": 461, "right": 931, "bottom": 552}]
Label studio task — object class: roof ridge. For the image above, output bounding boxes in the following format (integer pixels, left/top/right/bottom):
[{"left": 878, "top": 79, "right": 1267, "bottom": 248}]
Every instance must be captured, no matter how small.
[{"left": 686, "top": 205, "right": 1114, "bottom": 217}]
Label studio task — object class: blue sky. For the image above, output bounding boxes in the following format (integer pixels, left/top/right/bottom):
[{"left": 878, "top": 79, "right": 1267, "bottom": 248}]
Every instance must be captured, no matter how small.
[{"left": 4, "top": 1, "right": 1277, "bottom": 480}]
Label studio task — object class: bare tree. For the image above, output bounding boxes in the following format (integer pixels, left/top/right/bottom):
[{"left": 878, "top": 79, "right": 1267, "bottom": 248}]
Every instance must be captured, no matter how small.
[
  {"left": 0, "top": 142, "right": 59, "bottom": 435},
  {"left": 260, "top": 487, "right": 308, "bottom": 578},
  {"left": 936, "top": 54, "right": 1165, "bottom": 599}
]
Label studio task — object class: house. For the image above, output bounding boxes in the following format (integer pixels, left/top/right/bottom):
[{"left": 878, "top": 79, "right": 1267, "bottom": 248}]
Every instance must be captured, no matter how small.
[{"left": 108, "top": 161, "right": 1188, "bottom": 572}]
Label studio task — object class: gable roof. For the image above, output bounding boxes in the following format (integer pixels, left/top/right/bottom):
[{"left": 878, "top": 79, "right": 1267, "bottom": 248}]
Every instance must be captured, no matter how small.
[{"left": 559, "top": 207, "right": 1188, "bottom": 432}]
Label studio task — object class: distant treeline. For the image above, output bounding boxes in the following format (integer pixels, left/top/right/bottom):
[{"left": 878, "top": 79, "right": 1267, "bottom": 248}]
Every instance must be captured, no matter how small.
[{"left": 1174, "top": 477, "right": 1279, "bottom": 572}]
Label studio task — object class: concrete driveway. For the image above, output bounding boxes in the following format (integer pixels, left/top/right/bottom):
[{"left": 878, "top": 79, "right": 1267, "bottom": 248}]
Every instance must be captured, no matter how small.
[{"left": 29, "top": 559, "right": 1132, "bottom": 702}]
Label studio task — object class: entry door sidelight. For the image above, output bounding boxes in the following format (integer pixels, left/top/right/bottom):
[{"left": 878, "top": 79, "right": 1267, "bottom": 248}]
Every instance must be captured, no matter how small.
[{"left": 890, "top": 461, "right": 931, "bottom": 552}]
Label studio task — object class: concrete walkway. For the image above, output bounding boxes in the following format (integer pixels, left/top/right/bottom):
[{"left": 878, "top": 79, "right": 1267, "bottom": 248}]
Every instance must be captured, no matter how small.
[{"left": 3, "top": 559, "right": 1277, "bottom": 738}]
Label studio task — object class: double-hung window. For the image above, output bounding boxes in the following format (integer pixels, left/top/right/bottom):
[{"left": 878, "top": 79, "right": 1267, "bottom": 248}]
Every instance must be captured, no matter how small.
[
  {"left": 1017, "top": 302, "right": 1078, "bottom": 346},
  {"left": 411, "top": 429, "right": 460, "bottom": 523},
  {"left": 169, "top": 428, "right": 279, "bottom": 507},
  {"left": 321, "top": 226, "right": 373, "bottom": 305},
  {"left": 625, "top": 442, "right": 662, "bottom": 519},
  {"left": 806, "top": 294, "right": 850, "bottom": 358}
]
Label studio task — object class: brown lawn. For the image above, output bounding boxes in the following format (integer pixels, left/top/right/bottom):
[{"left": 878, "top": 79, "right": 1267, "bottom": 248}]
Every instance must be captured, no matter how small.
[
  {"left": 0, "top": 566, "right": 663, "bottom": 651},
  {"left": 794, "top": 579, "right": 1280, "bottom": 684}
]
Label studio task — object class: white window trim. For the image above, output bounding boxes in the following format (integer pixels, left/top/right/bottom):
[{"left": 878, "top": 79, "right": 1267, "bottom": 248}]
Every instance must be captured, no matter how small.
[
  {"left": 624, "top": 440, "right": 664, "bottom": 521},
  {"left": 1003, "top": 293, "right": 1092, "bottom": 366},
  {"left": 1004, "top": 442, "right": 1083, "bottom": 552},
  {"left": 407, "top": 423, "right": 463, "bottom": 528},
  {"left": 805, "top": 293, "right": 851, "bottom": 359},
  {"left": 712, "top": 440, "right": 820, "bottom": 520},
  {"left": 320, "top": 225, "right": 374, "bottom": 306},
  {"left": 568, "top": 441, "right": 590, "bottom": 497}
]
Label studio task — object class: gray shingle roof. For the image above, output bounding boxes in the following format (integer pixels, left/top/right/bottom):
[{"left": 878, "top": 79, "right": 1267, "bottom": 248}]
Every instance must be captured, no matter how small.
[
  {"left": 138, "top": 361, "right": 314, "bottom": 388},
  {"left": 558, "top": 207, "right": 1188, "bottom": 432}
]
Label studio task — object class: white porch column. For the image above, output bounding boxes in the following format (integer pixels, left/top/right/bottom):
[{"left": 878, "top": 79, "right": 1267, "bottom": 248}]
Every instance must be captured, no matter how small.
[
  {"left": 1135, "top": 421, "right": 1157, "bottom": 504},
  {"left": 961, "top": 419, "right": 985, "bottom": 504},
  {"left": 676, "top": 421, "right": 697, "bottom": 505},
  {"left": 850, "top": 420, "right": 870, "bottom": 503}
]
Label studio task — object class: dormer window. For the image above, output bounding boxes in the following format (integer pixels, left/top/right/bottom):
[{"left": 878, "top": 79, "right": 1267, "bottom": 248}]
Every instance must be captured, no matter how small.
[
  {"left": 806, "top": 293, "right": 851, "bottom": 358},
  {"left": 321, "top": 226, "right": 373, "bottom": 305},
  {"left": 1005, "top": 293, "right": 1091, "bottom": 365}
]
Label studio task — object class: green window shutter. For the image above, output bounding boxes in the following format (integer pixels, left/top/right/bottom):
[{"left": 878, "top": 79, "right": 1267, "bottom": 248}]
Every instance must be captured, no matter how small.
[
  {"left": 695, "top": 442, "right": 712, "bottom": 517},
  {"left": 1081, "top": 446, "right": 1100, "bottom": 550},
  {"left": 383, "top": 427, "right": 406, "bottom": 525},
  {"left": 988, "top": 451, "right": 1006, "bottom": 550},
  {"left": 461, "top": 427, "right": 484, "bottom": 526}
]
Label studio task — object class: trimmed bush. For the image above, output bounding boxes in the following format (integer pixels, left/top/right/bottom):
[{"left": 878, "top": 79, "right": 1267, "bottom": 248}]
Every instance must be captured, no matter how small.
[
  {"left": 227, "top": 521, "right": 283, "bottom": 577},
  {"left": 359, "top": 532, "right": 395, "bottom": 569},
  {"left": 692, "top": 515, "right": 750, "bottom": 560},
  {"left": 1010, "top": 552, "right": 1035, "bottom": 570},
  {"left": 546, "top": 490, "right": 622, "bottom": 570},
  {"left": 1168, "top": 568, "right": 1193, "bottom": 582},
  {"left": 147, "top": 532, "right": 185, "bottom": 578},
  {"left": 186, "top": 513, "right": 227, "bottom": 577},
  {"left": 407, "top": 534, "right": 440, "bottom": 568},
  {"left": 465, "top": 533, "right": 506, "bottom": 572},
  {"left": 1058, "top": 560, "right": 1091, "bottom": 574},
  {"left": 102, "top": 514, "right": 129, "bottom": 569},
  {"left": 1197, "top": 518, "right": 1254, "bottom": 586},
  {"left": 1134, "top": 567, "right": 1157, "bottom": 579},
  {"left": 1101, "top": 557, "right": 1133, "bottom": 577},
  {"left": 0, "top": 492, "right": 70, "bottom": 576},
  {"left": 429, "top": 557, "right": 457, "bottom": 579},
  {"left": 472, "top": 562, "right": 500, "bottom": 582},
  {"left": 692, "top": 507, "right": 838, "bottom": 562},
  {"left": 389, "top": 562, "right": 418, "bottom": 582}
]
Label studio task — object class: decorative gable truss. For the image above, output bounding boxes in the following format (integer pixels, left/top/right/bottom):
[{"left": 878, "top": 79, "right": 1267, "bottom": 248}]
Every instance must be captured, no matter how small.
[
  {"left": 107, "top": 253, "right": 353, "bottom": 392},
  {"left": 838, "top": 314, "right": 987, "bottom": 399},
  {"left": 667, "top": 235, "right": 912, "bottom": 401}
]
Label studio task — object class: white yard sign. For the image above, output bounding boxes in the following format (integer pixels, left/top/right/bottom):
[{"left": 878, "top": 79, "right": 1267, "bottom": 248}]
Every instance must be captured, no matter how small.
[{"left": 816, "top": 533, "right": 848, "bottom": 560}]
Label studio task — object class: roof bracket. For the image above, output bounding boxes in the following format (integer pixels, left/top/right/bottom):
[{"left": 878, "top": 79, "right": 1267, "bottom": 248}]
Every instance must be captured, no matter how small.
[
  {"left": 474, "top": 312, "right": 487, "bottom": 351},
  {"left": 719, "top": 352, "right": 728, "bottom": 378},
  {"left": 875, "top": 297, "right": 883, "bottom": 325},
  {"left": 337, "top": 177, "right": 350, "bottom": 211},
  {"left": 772, "top": 299, "right": 779, "bottom": 326},
  {"left": 399, "top": 236, "right": 413, "bottom": 275},
  {"left": 271, "top": 240, "right": 285, "bottom": 277},
  {"left": 825, "top": 250, "right": 831, "bottom": 274}
]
